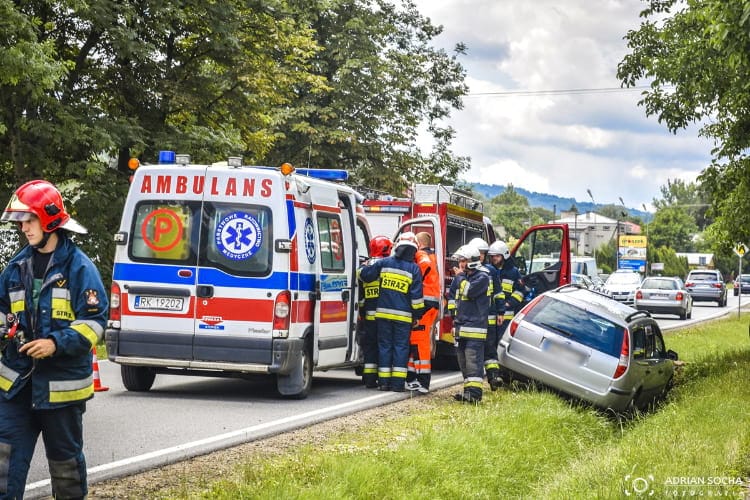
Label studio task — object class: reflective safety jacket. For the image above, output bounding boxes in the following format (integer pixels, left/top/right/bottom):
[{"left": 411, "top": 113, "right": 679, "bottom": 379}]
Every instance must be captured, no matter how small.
[
  {"left": 450, "top": 269, "right": 490, "bottom": 340},
  {"left": 482, "top": 264, "right": 500, "bottom": 328},
  {"left": 360, "top": 256, "right": 424, "bottom": 323},
  {"left": 415, "top": 248, "right": 440, "bottom": 308},
  {"left": 491, "top": 258, "right": 525, "bottom": 321},
  {"left": 357, "top": 259, "right": 382, "bottom": 322},
  {"left": 0, "top": 234, "right": 108, "bottom": 409}
]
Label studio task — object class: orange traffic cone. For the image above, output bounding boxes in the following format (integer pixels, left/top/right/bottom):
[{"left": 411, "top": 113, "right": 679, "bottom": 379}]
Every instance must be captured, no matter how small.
[{"left": 93, "top": 346, "right": 109, "bottom": 392}]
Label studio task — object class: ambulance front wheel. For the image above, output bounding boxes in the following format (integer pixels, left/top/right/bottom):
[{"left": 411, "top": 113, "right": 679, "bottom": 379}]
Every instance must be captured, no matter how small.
[
  {"left": 277, "top": 336, "right": 313, "bottom": 399},
  {"left": 121, "top": 365, "right": 156, "bottom": 392}
]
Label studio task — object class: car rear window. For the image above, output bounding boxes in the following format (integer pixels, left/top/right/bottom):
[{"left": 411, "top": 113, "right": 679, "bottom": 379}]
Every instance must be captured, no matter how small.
[
  {"left": 689, "top": 272, "right": 719, "bottom": 281},
  {"left": 524, "top": 295, "right": 625, "bottom": 357},
  {"left": 641, "top": 278, "right": 677, "bottom": 290}
]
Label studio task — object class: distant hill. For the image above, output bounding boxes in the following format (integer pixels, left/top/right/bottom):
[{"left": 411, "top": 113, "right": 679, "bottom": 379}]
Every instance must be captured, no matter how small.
[{"left": 467, "top": 182, "right": 649, "bottom": 221}]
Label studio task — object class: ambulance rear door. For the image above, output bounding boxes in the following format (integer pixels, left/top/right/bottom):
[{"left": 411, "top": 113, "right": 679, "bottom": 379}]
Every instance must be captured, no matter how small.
[
  {"left": 116, "top": 165, "right": 206, "bottom": 360},
  {"left": 309, "top": 184, "right": 358, "bottom": 367},
  {"left": 191, "top": 167, "right": 279, "bottom": 365}
]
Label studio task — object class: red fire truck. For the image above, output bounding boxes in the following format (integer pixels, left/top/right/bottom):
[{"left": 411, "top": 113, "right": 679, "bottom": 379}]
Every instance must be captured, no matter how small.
[{"left": 362, "top": 184, "right": 571, "bottom": 362}]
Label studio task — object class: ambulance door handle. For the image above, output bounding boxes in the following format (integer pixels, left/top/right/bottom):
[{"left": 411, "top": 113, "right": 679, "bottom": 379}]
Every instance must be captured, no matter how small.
[
  {"left": 310, "top": 281, "right": 321, "bottom": 301},
  {"left": 197, "top": 285, "right": 214, "bottom": 298},
  {"left": 341, "top": 290, "right": 350, "bottom": 302}
]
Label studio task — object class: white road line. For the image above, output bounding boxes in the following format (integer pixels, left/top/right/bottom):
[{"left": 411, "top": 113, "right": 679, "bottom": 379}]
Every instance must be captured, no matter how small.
[{"left": 26, "top": 372, "right": 462, "bottom": 495}]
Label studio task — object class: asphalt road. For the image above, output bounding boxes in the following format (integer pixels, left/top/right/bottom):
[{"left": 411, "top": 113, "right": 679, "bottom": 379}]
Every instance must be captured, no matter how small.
[{"left": 24, "top": 295, "right": 749, "bottom": 498}]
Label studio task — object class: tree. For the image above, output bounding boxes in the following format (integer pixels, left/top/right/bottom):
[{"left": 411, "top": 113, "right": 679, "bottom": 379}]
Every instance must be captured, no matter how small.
[
  {"left": 648, "top": 206, "right": 698, "bottom": 252},
  {"left": 264, "top": 0, "right": 470, "bottom": 193},
  {"left": 0, "top": 1, "right": 339, "bottom": 282},
  {"left": 486, "top": 185, "right": 550, "bottom": 240},
  {"left": 617, "top": 0, "right": 750, "bottom": 259},
  {"left": 650, "top": 246, "right": 689, "bottom": 279},
  {"left": 653, "top": 179, "right": 711, "bottom": 230}
]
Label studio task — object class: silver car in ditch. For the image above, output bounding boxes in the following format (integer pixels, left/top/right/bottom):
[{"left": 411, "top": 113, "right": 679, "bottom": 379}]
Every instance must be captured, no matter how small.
[{"left": 498, "top": 285, "right": 678, "bottom": 413}]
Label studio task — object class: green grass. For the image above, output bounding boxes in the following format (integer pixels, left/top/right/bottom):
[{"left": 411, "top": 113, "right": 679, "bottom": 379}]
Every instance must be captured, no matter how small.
[{"left": 160, "top": 314, "right": 750, "bottom": 499}]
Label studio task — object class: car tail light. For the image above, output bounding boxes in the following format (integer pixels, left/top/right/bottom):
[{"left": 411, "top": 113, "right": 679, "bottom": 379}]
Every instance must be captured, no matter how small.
[
  {"left": 109, "top": 282, "right": 121, "bottom": 324},
  {"left": 635, "top": 290, "right": 643, "bottom": 300},
  {"left": 685, "top": 281, "right": 694, "bottom": 288},
  {"left": 676, "top": 291, "right": 684, "bottom": 301},
  {"left": 712, "top": 283, "right": 723, "bottom": 289},
  {"left": 273, "top": 290, "right": 291, "bottom": 335},
  {"left": 510, "top": 294, "right": 544, "bottom": 337},
  {"left": 613, "top": 329, "right": 630, "bottom": 379}
]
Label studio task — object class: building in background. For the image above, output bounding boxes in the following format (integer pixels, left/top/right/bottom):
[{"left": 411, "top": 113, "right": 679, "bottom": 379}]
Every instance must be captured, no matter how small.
[{"left": 553, "top": 211, "right": 640, "bottom": 256}]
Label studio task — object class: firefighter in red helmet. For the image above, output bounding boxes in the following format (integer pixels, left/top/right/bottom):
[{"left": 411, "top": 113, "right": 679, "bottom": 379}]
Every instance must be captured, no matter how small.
[
  {"left": 0, "top": 180, "right": 108, "bottom": 499},
  {"left": 357, "top": 236, "right": 393, "bottom": 388},
  {"left": 360, "top": 232, "right": 424, "bottom": 392}
]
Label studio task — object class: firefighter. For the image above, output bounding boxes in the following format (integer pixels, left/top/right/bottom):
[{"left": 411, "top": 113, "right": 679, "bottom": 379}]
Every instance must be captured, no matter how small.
[
  {"left": 449, "top": 244, "right": 490, "bottom": 403},
  {"left": 360, "top": 232, "right": 424, "bottom": 392},
  {"left": 470, "top": 239, "right": 502, "bottom": 390},
  {"left": 469, "top": 237, "right": 490, "bottom": 264},
  {"left": 0, "top": 180, "right": 108, "bottom": 499},
  {"left": 358, "top": 235, "right": 393, "bottom": 388},
  {"left": 488, "top": 240, "right": 525, "bottom": 375},
  {"left": 406, "top": 232, "right": 440, "bottom": 394}
]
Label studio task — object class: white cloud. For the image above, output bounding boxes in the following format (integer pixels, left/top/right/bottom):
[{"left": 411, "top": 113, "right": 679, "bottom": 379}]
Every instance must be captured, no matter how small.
[{"left": 413, "top": 0, "right": 713, "bottom": 210}]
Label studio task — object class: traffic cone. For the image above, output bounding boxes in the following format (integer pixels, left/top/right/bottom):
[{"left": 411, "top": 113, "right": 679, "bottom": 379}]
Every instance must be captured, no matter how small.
[{"left": 93, "top": 346, "right": 109, "bottom": 392}]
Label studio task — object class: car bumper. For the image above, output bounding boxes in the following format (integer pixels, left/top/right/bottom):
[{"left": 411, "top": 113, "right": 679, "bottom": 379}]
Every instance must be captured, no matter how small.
[
  {"left": 634, "top": 300, "right": 686, "bottom": 316},
  {"left": 687, "top": 289, "right": 724, "bottom": 301},
  {"left": 498, "top": 342, "right": 633, "bottom": 412}
]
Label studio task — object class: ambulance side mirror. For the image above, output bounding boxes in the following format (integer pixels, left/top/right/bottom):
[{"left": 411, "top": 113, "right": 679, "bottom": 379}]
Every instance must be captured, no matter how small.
[{"left": 275, "top": 239, "right": 292, "bottom": 253}]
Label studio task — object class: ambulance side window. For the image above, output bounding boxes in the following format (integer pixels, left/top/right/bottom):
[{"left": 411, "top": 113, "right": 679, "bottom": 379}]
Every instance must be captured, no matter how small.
[
  {"left": 129, "top": 202, "right": 198, "bottom": 263},
  {"left": 318, "top": 214, "right": 345, "bottom": 272}
]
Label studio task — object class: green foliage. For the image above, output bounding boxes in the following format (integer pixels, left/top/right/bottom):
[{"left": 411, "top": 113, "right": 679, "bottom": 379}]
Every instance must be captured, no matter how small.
[
  {"left": 649, "top": 246, "right": 689, "bottom": 278},
  {"left": 485, "top": 185, "right": 552, "bottom": 240},
  {"left": 649, "top": 206, "right": 699, "bottom": 252},
  {"left": 164, "top": 315, "right": 750, "bottom": 500},
  {"left": 0, "top": 1, "right": 469, "bottom": 280},
  {"left": 595, "top": 240, "right": 615, "bottom": 274},
  {"left": 264, "top": 0, "right": 470, "bottom": 192},
  {"left": 617, "top": 0, "right": 750, "bottom": 268}
]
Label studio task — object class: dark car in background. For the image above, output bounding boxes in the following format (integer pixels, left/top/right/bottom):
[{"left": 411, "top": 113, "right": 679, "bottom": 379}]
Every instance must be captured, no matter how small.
[
  {"left": 498, "top": 285, "right": 678, "bottom": 413},
  {"left": 733, "top": 274, "right": 750, "bottom": 296},
  {"left": 685, "top": 269, "right": 727, "bottom": 306}
]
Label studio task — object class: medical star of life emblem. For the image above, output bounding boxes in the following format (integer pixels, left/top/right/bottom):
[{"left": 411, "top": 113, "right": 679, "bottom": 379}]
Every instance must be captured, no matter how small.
[
  {"left": 215, "top": 211, "right": 263, "bottom": 261},
  {"left": 304, "top": 218, "right": 316, "bottom": 264}
]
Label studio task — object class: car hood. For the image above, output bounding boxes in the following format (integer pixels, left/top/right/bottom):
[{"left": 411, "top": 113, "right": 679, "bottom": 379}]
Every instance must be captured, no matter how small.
[{"left": 605, "top": 284, "right": 639, "bottom": 292}]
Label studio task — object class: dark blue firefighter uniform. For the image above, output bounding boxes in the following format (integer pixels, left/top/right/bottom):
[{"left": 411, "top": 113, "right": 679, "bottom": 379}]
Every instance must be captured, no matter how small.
[
  {"left": 357, "top": 265, "right": 381, "bottom": 388},
  {"left": 452, "top": 268, "right": 490, "bottom": 401},
  {"left": 360, "top": 252, "right": 423, "bottom": 392},
  {"left": 0, "top": 234, "right": 108, "bottom": 499}
]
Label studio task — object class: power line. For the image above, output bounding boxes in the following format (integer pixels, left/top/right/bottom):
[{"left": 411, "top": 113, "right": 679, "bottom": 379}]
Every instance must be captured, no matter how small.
[{"left": 467, "top": 85, "right": 657, "bottom": 97}]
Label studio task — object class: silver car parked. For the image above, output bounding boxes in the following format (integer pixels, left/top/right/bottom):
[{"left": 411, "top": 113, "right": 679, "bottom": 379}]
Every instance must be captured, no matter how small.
[
  {"left": 635, "top": 276, "right": 693, "bottom": 320},
  {"left": 498, "top": 285, "right": 678, "bottom": 413}
]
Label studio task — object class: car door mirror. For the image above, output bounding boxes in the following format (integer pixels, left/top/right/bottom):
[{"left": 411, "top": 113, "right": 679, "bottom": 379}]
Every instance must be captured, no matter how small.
[{"left": 666, "top": 349, "right": 679, "bottom": 361}]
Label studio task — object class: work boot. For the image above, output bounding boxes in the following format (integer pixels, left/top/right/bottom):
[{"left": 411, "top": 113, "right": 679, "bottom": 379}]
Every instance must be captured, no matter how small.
[
  {"left": 453, "top": 391, "right": 481, "bottom": 403},
  {"left": 489, "top": 377, "right": 503, "bottom": 391}
]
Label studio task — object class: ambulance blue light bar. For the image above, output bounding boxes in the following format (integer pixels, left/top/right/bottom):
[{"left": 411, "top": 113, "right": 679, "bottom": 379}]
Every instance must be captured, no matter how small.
[
  {"left": 158, "top": 151, "right": 176, "bottom": 164},
  {"left": 295, "top": 168, "right": 349, "bottom": 181}
]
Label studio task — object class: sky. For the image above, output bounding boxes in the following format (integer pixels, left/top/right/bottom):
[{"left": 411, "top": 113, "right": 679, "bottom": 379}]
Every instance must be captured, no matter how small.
[{"left": 412, "top": 0, "right": 713, "bottom": 212}]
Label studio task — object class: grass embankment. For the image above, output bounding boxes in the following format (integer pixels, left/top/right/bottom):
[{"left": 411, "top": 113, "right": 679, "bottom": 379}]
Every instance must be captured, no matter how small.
[{"left": 166, "top": 315, "right": 750, "bottom": 499}]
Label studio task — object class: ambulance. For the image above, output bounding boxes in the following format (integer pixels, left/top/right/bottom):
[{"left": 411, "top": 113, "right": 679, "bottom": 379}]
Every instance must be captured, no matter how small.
[{"left": 105, "top": 152, "right": 371, "bottom": 398}]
